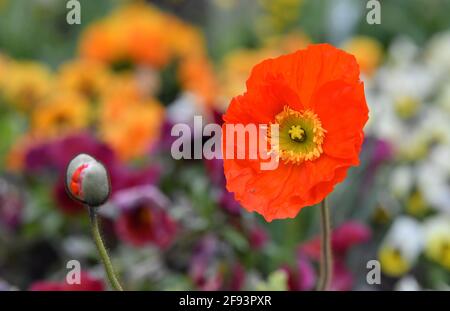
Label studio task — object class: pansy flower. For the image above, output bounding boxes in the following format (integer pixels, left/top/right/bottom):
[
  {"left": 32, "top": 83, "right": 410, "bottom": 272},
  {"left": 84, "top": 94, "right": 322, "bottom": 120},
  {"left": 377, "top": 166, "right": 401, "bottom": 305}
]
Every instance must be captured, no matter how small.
[
  {"left": 113, "top": 185, "right": 177, "bottom": 248},
  {"left": 223, "top": 44, "right": 369, "bottom": 221}
]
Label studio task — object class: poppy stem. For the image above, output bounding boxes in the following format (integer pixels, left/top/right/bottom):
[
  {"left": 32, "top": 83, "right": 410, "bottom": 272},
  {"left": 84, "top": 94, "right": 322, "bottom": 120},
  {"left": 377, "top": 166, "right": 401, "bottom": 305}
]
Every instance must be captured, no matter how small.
[
  {"left": 88, "top": 206, "right": 124, "bottom": 291},
  {"left": 317, "top": 197, "right": 333, "bottom": 291}
]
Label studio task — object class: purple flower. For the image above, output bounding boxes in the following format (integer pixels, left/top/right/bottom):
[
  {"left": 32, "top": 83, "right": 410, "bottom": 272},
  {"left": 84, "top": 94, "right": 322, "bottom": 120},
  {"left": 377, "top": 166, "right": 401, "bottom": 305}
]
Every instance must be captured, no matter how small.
[
  {"left": 189, "top": 235, "right": 223, "bottom": 290},
  {"left": 283, "top": 254, "right": 316, "bottom": 291},
  {"left": 219, "top": 190, "right": 241, "bottom": 215},
  {"left": 113, "top": 185, "right": 177, "bottom": 248},
  {"left": 248, "top": 225, "right": 269, "bottom": 250},
  {"left": 189, "top": 235, "right": 245, "bottom": 290},
  {"left": 204, "top": 158, "right": 226, "bottom": 186},
  {"left": 25, "top": 132, "right": 115, "bottom": 174},
  {"left": 204, "top": 158, "right": 242, "bottom": 216},
  {"left": 371, "top": 137, "right": 393, "bottom": 165},
  {"left": 362, "top": 137, "right": 393, "bottom": 188},
  {"left": 0, "top": 177, "right": 23, "bottom": 231}
]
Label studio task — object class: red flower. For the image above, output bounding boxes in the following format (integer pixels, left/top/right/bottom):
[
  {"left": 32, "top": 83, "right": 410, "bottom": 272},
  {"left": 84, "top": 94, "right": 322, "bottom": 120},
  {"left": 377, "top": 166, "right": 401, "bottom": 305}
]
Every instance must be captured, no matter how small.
[
  {"left": 29, "top": 272, "right": 104, "bottom": 291},
  {"left": 114, "top": 186, "right": 177, "bottom": 248},
  {"left": 222, "top": 44, "right": 368, "bottom": 221}
]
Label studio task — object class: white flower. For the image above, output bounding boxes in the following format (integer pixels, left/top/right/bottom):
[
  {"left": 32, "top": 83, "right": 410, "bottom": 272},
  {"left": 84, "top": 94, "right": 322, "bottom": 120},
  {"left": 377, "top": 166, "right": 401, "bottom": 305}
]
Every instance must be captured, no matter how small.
[
  {"left": 384, "top": 217, "right": 424, "bottom": 262},
  {"left": 425, "top": 31, "right": 450, "bottom": 74},
  {"left": 436, "top": 82, "right": 450, "bottom": 113},
  {"left": 422, "top": 215, "right": 450, "bottom": 269},
  {"left": 378, "top": 217, "right": 424, "bottom": 277},
  {"left": 390, "top": 166, "right": 414, "bottom": 198},
  {"left": 388, "top": 37, "right": 419, "bottom": 66},
  {"left": 394, "top": 275, "right": 421, "bottom": 291},
  {"left": 417, "top": 146, "right": 450, "bottom": 213}
]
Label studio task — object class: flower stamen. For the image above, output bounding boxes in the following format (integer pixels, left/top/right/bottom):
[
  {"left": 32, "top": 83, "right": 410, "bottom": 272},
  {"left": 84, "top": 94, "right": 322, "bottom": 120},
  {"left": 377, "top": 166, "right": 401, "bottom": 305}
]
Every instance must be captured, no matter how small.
[
  {"left": 268, "top": 106, "right": 326, "bottom": 164},
  {"left": 288, "top": 125, "right": 306, "bottom": 142}
]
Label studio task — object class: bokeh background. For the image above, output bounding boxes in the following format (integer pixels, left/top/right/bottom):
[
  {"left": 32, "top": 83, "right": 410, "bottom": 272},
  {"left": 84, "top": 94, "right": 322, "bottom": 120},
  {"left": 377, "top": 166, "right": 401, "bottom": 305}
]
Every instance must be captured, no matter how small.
[{"left": 0, "top": 0, "right": 449, "bottom": 291}]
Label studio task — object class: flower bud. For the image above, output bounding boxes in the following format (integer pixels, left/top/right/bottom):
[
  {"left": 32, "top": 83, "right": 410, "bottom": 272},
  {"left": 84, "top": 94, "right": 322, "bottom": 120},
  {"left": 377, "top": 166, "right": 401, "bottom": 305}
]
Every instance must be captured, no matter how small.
[{"left": 66, "top": 153, "right": 110, "bottom": 207}]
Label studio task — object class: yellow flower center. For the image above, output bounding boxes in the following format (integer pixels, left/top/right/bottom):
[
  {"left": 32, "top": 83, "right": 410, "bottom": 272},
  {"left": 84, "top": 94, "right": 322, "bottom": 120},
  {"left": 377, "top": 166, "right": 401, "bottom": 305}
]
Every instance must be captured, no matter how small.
[
  {"left": 379, "top": 246, "right": 410, "bottom": 277},
  {"left": 288, "top": 125, "right": 305, "bottom": 142},
  {"left": 426, "top": 237, "right": 450, "bottom": 270},
  {"left": 394, "top": 96, "right": 420, "bottom": 119},
  {"left": 268, "top": 106, "right": 326, "bottom": 164},
  {"left": 406, "top": 191, "right": 429, "bottom": 217}
]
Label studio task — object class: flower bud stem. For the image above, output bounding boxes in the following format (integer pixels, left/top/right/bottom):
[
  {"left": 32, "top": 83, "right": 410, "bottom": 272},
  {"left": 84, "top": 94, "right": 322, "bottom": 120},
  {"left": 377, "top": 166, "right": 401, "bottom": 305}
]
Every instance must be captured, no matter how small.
[
  {"left": 88, "top": 206, "right": 124, "bottom": 291},
  {"left": 317, "top": 197, "right": 333, "bottom": 291}
]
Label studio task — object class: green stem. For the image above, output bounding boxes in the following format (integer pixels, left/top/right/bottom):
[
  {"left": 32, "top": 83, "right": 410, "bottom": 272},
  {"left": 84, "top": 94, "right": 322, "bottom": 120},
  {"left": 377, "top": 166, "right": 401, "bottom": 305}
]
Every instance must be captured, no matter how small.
[
  {"left": 317, "top": 198, "right": 333, "bottom": 291},
  {"left": 88, "top": 206, "right": 124, "bottom": 291}
]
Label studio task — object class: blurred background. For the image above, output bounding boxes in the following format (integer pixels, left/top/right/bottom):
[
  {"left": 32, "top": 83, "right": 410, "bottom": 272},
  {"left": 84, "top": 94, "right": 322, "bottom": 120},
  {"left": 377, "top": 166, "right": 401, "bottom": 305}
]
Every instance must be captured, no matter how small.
[{"left": 0, "top": 0, "right": 449, "bottom": 291}]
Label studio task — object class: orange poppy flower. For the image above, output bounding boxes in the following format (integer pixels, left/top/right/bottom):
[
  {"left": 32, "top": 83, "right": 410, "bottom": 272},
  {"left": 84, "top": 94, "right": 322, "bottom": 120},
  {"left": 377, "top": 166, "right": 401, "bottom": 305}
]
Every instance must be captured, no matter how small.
[{"left": 222, "top": 44, "right": 369, "bottom": 222}]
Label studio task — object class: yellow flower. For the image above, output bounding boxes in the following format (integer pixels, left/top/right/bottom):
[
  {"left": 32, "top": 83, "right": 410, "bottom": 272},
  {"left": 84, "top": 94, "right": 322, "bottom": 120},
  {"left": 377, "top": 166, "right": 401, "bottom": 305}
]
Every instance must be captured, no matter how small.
[
  {"left": 406, "top": 191, "right": 429, "bottom": 217},
  {"left": 372, "top": 204, "right": 392, "bottom": 224},
  {"left": 394, "top": 96, "right": 420, "bottom": 119},
  {"left": 424, "top": 216, "right": 450, "bottom": 270},
  {"left": 31, "top": 91, "right": 89, "bottom": 138},
  {"left": 379, "top": 246, "right": 411, "bottom": 277},
  {"left": 57, "top": 59, "right": 112, "bottom": 101},
  {"left": 258, "top": 0, "right": 304, "bottom": 33},
  {"left": 1, "top": 61, "right": 53, "bottom": 112},
  {"left": 0, "top": 54, "right": 9, "bottom": 88},
  {"left": 342, "top": 36, "right": 383, "bottom": 77},
  {"left": 378, "top": 217, "right": 423, "bottom": 277}
]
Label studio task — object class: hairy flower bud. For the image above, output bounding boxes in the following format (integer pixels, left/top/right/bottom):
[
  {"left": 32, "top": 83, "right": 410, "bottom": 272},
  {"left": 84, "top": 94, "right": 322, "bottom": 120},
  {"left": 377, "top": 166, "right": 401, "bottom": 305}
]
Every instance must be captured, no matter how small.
[{"left": 66, "top": 153, "right": 110, "bottom": 207}]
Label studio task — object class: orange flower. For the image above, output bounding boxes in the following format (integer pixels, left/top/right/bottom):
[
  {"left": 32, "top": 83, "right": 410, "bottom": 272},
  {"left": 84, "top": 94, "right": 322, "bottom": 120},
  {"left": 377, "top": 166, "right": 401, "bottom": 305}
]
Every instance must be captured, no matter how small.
[
  {"left": 31, "top": 91, "right": 89, "bottom": 138},
  {"left": 119, "top": 4, "right": 172, "bottom": 68},
  {"left": 99, "top": 92, "right": 164, "bottom": 161},
  {"left": 222, "top": 44, "right": 368, "bottom": 221},
  {"left": 79, "top": 3, "right": 174, "bottom": 68},
  {"left": 100, "top": 103, "right": 164, "bottom": 161},
  {"left": 57, "top": 59, "right": 112, "bottom": 101},
  {"left": 178, "top": 57, "right": 218, "bottom": 106},
  {"left": 78, "top": 21, "right": 122, "bottom": 63}
]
